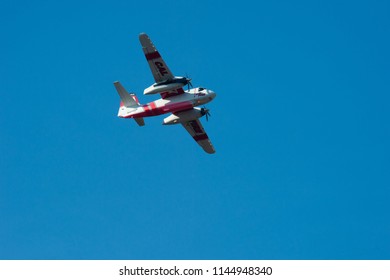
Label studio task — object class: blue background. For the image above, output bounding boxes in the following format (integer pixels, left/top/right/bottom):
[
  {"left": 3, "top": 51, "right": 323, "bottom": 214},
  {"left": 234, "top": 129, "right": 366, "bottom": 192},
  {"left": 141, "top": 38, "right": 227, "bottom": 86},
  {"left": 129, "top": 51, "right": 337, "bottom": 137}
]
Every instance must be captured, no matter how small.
[{"left": 1, "top": 0, "right": 389, "bottom": 259}]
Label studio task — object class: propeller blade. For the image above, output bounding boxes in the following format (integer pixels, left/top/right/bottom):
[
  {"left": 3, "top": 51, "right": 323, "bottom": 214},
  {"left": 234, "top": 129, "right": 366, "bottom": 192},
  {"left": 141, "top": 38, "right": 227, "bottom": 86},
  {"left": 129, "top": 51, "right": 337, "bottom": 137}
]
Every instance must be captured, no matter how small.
[
  {"left": 185, "top": 75, "right": 192, "bottom": 90},
  {"left": 202, "top": 106, "right": 210, "bottom": 121}
]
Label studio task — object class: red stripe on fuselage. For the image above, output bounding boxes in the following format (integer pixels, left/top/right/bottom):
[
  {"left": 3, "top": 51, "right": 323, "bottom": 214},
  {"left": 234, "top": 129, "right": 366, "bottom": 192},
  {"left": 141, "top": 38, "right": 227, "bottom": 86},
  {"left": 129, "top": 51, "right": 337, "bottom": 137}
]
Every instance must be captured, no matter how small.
[
  {"left": 142, "top": 104, "right": 150, "bottom": 113},
  {"left": 125, "top": 101, "right": 193, "bottom": 119}
]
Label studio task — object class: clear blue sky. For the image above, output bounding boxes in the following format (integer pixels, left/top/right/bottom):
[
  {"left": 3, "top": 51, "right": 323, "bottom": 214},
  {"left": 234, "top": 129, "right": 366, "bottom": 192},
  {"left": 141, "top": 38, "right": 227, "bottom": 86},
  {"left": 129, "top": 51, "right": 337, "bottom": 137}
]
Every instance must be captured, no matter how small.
[{"left": 1, "top": 0, "right": 389, "bottom": 259}]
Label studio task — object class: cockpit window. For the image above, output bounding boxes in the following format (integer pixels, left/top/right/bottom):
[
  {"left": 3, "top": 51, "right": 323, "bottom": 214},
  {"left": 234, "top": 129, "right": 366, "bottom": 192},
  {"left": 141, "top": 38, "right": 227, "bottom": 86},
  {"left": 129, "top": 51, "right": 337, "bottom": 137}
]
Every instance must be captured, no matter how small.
[{"left": 198, "top": 87, "right": 205, "bottom": 91}]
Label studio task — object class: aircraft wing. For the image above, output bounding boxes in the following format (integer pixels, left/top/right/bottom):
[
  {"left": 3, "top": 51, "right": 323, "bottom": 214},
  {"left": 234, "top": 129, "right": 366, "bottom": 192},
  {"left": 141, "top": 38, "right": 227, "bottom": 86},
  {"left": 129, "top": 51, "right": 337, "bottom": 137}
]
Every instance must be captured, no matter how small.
[
  {"left": 139, "top": 33, "right": 174, "bottom": 83},
  {"left": 181, "top": 119, "right": 215, "bottom": 154},
  {"left": 139, "top": 33, "right": 184, "bottom": 99}
]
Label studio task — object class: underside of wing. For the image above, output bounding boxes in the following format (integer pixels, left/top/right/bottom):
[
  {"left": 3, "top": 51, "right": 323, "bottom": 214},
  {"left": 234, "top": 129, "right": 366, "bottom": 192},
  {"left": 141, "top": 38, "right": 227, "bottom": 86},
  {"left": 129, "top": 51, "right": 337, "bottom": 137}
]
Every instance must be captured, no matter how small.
[
  {"left": 139, "top": 33, "right": 174, "bottom": 83},
  {"left": 181, "top": 118, "right": 215, "bottom": 154},
  {"left": 160, "top": 88, "right": 185, "bottom": 99}
]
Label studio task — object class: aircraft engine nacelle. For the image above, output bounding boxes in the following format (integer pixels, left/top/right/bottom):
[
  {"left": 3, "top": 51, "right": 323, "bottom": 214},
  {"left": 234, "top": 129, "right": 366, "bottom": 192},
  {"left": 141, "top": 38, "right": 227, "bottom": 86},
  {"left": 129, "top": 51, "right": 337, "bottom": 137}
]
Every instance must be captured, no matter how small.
[
  {"left": 144, "top": 83, "right": 184, "bottom": 95},
  {"left": 163, "top": 108, "right": 204, "bottom": 125},
  {"left": 143, "top": 77, "right": 190, "bottom": 95}
]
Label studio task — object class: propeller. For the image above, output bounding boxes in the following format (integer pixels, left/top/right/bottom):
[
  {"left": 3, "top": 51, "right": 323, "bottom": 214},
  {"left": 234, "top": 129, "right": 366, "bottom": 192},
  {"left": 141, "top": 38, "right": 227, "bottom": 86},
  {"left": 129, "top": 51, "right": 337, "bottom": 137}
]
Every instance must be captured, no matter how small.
[
  {"left": 201, "top": 106, "right": 211, "bottom": 121},
  {"left": 185, "top": 74, "right": 193, "bottom": 90}
]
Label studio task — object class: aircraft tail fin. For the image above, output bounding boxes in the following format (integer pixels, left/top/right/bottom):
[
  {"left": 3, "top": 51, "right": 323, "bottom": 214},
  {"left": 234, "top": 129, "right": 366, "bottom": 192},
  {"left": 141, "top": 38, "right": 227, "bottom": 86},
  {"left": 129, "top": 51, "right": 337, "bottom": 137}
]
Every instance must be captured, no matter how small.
[
  {"left": 114, "top": 81, "right": 138, "bottom": 107},
  {"left": 114, "top": 81, "right": 145, "bottom": 126}
]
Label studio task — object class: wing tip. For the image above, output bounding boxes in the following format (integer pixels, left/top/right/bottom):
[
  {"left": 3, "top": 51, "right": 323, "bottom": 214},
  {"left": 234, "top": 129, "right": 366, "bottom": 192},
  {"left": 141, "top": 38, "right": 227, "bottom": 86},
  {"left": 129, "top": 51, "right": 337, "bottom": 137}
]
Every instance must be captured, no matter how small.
[
  {"left": 204, "top": 144, "right": 216, "bottom": 154},
  {"left": 139, "top": 32, "right": 149, "bottom": 40}
]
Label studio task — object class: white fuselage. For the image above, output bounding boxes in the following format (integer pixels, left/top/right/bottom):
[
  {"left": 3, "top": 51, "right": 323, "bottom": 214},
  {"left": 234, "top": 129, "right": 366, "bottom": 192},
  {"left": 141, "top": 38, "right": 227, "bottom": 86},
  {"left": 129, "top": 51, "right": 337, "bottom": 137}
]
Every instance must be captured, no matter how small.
[{"left": 118, "top": 87, "right": 216, "bottom": 119}]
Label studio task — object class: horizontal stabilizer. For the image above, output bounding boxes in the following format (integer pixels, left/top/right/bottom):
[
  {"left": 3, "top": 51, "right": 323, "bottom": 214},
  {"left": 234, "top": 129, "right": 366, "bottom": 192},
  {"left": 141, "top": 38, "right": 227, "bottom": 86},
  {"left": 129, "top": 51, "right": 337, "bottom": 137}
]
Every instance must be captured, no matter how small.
[{"left": 134, "top": 118, "right": 145, "bottom": 126}]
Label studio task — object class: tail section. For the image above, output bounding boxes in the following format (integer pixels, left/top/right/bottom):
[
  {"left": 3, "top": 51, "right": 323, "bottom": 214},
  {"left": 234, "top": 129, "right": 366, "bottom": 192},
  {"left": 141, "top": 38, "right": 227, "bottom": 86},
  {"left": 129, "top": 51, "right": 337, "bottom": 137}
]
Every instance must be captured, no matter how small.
[
  {"left": 114, "top": 81, "right": 145, "bottom": 126},
  {"left": 114, "top": 81, "right": 139, "bottom": 107}
]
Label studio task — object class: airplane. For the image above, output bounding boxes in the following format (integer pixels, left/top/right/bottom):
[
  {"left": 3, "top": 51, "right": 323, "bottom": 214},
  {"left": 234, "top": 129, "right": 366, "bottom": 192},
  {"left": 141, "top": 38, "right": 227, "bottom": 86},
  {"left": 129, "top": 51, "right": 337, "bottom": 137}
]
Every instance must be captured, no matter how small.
[{"left": 114, "top": 33, "right": 217, "bottom": 154}]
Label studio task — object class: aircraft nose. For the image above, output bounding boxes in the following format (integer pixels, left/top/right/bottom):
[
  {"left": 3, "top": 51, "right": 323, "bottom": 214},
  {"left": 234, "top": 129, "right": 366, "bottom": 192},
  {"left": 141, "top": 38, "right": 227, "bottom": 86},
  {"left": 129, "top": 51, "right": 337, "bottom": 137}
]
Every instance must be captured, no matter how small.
[{"left": 208, "top": 90, "right": 216, "bottom": 99}]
